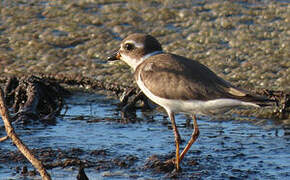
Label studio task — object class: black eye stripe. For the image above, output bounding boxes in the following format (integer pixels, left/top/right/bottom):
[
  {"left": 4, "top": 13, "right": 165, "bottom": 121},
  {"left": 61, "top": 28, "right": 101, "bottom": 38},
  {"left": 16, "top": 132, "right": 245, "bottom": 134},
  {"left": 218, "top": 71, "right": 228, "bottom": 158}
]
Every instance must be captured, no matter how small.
[{"left": 124, "top": 43, "right": 134, "bottom": 51}]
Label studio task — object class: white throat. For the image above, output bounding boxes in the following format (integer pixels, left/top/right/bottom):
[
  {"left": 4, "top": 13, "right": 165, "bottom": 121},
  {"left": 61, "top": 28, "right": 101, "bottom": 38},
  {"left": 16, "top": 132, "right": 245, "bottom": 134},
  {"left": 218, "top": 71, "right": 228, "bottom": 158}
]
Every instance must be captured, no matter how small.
[{"left": 121, "top": 51, "right": 163, "bottom": 70}]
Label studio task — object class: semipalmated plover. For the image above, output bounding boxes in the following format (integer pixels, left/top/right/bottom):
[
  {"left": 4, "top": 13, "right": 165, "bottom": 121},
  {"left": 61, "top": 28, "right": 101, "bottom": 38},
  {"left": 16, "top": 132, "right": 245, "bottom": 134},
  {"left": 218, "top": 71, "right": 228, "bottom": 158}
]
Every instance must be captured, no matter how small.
[{"left": 108, "top": 33, "right": 273, "bottom": 171}]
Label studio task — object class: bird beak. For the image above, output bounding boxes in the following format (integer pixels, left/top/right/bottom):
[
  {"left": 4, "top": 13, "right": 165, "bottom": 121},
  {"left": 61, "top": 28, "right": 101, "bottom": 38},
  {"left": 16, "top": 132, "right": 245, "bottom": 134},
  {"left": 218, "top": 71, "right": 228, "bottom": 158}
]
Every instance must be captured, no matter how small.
[{"left": 107, "top": 50, "right": 121, "bottom": 61}]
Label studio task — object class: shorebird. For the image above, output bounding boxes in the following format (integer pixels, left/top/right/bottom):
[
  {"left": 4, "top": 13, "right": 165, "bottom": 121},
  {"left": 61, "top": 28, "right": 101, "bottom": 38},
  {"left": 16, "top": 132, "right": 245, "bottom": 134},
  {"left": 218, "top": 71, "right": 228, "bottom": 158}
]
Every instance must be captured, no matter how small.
[{"left": 108, "top": 33, "right": 273, "bottom": 171}]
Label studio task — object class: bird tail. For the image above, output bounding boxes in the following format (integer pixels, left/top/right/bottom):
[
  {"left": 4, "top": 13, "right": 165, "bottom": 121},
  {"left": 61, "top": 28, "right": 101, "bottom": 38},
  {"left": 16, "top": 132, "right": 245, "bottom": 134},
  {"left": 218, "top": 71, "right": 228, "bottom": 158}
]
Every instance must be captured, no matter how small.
[
  {"left": 241, "top": 94, "right": 276, "bottom": 107},
  {"left": 227, "top": 87, "right": 276, "bottom": 107}
]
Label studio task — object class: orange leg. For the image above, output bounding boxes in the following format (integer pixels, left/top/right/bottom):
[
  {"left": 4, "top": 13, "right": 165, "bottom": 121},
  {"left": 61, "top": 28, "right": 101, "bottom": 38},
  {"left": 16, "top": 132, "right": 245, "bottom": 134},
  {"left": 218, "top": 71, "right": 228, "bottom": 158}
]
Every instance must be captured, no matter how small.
[
  {"left": 168, "top": 111, "right": 180, "bottom": 171},
  {"left": 180, "top": 115, "right": 200, "bottom": 161}
]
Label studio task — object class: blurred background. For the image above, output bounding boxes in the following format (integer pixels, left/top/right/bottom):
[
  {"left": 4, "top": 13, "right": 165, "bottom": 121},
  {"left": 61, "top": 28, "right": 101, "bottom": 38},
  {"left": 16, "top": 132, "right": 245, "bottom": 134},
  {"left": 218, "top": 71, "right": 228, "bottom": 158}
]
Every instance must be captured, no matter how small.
[{"left": 0, "top": 0, "right": 289, "bottom": 90}]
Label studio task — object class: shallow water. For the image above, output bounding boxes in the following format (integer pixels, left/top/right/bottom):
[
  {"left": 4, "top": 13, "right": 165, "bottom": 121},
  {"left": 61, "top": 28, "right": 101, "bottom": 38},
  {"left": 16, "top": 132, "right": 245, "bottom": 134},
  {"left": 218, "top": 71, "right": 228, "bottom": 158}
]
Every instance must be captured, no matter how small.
[{"left": 0, "top": 92, "right": 289, "bottom": 179}]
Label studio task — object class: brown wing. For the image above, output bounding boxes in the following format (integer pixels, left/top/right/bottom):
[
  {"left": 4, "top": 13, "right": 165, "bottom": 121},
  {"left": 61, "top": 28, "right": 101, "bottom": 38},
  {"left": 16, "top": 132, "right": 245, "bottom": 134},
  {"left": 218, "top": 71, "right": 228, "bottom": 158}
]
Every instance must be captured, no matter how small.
[{"left": 135, "top": 53, "right": 270, "bottom": 103}]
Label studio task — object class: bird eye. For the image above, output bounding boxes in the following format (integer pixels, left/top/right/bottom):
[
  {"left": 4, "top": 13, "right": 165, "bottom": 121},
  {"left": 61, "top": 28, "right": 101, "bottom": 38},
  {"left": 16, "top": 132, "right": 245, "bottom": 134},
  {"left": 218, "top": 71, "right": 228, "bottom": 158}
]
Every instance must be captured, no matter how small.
[{"left": 124, "top": 43, "right": 134, "bottom": 51}]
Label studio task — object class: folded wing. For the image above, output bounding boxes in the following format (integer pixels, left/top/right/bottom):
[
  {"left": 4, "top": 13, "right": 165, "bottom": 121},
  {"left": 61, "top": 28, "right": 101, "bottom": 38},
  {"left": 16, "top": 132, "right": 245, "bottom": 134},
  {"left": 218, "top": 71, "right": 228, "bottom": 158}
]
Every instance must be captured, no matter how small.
[{"left": 135, "top": 53, "right": 273, "bottom": 105}]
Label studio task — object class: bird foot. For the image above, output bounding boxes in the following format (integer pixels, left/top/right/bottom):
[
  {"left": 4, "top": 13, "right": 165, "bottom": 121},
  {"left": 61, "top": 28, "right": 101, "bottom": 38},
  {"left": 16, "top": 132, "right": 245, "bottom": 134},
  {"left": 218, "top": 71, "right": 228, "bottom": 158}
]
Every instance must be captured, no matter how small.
[
  {"left": 164, "top": 158, "right": 182, "bottom": 172},
  {"left": 144, "top": 155, "right": 175, "bottom": 173}
]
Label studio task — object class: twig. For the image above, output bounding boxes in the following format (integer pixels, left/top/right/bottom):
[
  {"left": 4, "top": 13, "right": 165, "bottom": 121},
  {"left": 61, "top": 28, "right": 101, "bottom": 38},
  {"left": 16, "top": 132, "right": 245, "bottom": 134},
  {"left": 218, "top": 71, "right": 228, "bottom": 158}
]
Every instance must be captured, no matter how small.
[
  {"left": 0, "top": 87, "right": 51, "bottom": 180},
  {"left": 0, "top": 135, "right": 8, "bottom": 142}
]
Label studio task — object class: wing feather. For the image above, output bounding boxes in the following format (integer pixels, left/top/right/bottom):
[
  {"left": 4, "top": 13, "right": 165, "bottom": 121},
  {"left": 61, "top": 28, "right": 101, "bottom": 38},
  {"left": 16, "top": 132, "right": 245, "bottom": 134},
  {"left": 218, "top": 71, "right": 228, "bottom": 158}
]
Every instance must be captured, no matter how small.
[{"left": 134, "top": 53, "right": 272, "bottom": 104}]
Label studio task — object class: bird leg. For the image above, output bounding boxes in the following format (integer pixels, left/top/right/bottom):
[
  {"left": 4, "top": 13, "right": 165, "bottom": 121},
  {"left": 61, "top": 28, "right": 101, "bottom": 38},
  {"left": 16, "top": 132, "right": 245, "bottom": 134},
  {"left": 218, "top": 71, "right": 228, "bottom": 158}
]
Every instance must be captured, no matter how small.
[
  {"left": 168, "top": 111, "right": 181, "bottom": 171},
  {"left": 179, "top": 115, "right": 199, "bottom": 161},
  {"left": 176, "top": 127, "right": 182, "bottom": 145}
]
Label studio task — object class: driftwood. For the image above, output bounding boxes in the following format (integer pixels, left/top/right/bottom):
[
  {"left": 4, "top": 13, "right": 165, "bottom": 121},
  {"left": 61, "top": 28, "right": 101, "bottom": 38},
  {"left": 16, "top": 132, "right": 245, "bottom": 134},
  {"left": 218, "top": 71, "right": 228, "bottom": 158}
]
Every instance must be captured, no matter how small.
[
  {"left": 40, "top": 73, "right": 130, "bottom": 95},
  {"left": 0, "top": 87, "right": 51, "bottom": 179},
  {"left": 119, "top": 88, "right": 153, "bottom": 119},
  {"left": 3, "top": 75, "right": 69, "bottom": 123},
  {"left": 0, "top": 135, "right": 8, "bottom": 142}
]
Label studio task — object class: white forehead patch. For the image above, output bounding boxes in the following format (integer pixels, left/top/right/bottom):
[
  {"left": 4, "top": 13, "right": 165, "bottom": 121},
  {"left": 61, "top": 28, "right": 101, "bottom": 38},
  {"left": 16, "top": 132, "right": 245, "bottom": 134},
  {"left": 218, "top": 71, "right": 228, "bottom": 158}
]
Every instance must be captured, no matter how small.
[{"left": 122, "top": 40, "right": 144, "bottom": 49}]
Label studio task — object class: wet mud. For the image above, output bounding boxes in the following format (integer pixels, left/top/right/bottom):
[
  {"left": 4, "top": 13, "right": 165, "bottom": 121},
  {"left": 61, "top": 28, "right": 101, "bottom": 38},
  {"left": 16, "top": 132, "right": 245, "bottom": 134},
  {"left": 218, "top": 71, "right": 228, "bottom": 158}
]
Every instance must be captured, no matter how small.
[{"left": 3, "top": 75, "right": 69, "bottom": 124}]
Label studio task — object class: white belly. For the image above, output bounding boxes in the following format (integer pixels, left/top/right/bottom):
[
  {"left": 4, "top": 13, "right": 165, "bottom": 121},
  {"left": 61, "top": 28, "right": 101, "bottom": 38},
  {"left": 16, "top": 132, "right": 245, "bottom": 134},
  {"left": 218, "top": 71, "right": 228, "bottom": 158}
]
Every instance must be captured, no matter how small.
[{"left": 137, "top": 74, "right": 259, "bottom": 115}]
